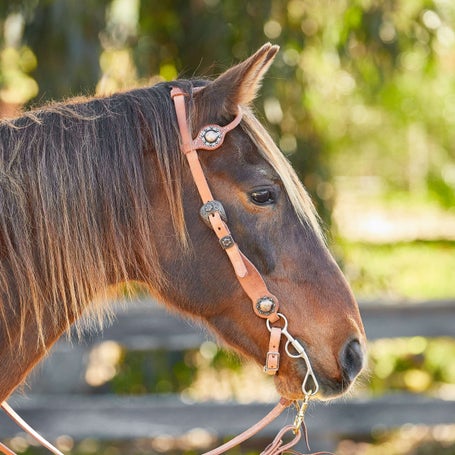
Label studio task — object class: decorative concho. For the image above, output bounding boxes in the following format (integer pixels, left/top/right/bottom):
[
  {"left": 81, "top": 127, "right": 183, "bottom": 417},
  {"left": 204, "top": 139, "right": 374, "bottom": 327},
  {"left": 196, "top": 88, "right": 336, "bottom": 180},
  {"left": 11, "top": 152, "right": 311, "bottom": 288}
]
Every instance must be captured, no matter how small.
[
  {"left": 200, "top": 126, "right": 223, "bottom": 147},
  {"left": 256, "top": 296, "right": 276, "bottom": 316}
]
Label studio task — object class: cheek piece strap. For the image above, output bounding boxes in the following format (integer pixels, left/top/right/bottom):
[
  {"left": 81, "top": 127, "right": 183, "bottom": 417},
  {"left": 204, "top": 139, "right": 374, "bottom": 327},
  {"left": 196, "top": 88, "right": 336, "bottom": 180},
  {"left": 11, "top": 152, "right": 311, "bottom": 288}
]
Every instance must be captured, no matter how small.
[{"left": 170, "top": 87, "right": 281, "bottom": 329}]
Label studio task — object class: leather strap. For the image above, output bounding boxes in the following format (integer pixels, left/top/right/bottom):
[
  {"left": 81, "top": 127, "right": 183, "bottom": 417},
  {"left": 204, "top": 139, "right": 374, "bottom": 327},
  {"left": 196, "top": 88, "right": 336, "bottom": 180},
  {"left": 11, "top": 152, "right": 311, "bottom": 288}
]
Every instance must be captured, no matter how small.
[
  {"left": 202, "top": 398, "right": 292, "bottom": 455},
  {"left": 0, "top": 402, "right": 63, "bottom": 455},
  {"left": 238, "top": 252, "right": 279, "bottom": 322},
  {"left": 171, "top": 88, "right": 242, "bottom": 155},
  {"left": 0, "top": 442, "right": 16, "bottom": 455},
  {"left": 171, "top": 86, "right": 280, "bottom": 323},
  {"left": 264, "top": 327, "right": 281, "bottom": 374},
  {"left": 191, "top": 113, "right": 243, "bottom": 151},
  {"left": 261, "top": 424, "right": 301, "bottom": 455}
]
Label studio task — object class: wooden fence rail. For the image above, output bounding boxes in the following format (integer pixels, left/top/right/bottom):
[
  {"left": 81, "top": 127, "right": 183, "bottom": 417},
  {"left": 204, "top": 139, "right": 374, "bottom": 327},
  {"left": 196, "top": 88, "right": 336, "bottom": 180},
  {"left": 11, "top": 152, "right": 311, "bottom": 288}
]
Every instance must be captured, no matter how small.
[
  {"left": 42, "top": 297, "right": 455, "bottom": 351},
  {"left": 1, "top": 298, "right": 454, "bottom": 452}
]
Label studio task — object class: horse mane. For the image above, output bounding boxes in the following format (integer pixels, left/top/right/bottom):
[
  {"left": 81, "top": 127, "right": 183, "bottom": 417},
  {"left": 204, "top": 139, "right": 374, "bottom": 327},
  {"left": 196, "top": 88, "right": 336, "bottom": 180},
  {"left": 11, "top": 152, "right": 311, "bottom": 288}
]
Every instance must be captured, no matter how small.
[
  {"left": 0, "top": 81, "right": 192, "bottom": 347},
  {"left": 0, "top": 80, "right": 321, "bottom": 349}
]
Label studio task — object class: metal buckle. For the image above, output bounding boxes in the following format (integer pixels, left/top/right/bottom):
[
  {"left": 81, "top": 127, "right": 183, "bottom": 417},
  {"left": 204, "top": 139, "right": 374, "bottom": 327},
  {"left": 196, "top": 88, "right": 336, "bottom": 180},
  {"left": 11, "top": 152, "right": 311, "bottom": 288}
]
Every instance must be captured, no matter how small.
[
  {"left": 200, "top": 200, "right": 227, "bottom": 228},
  {"left": 263, "top": 351, "right": 280, "bottom": 374}
]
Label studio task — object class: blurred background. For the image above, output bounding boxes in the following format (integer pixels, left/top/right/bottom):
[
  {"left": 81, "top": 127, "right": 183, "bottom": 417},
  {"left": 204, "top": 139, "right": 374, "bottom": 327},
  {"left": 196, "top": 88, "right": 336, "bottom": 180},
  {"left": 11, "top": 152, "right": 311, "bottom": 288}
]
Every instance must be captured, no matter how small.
[{"left": 0, "top": 0, "right": 454, "bottom": 454}]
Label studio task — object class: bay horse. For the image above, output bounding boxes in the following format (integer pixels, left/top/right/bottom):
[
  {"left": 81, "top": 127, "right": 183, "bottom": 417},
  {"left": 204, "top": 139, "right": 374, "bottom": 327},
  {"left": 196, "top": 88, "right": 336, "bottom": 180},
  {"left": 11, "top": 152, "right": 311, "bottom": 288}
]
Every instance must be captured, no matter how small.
[{"left": 0, "top": 43, "right": 365, "bottom": 429}]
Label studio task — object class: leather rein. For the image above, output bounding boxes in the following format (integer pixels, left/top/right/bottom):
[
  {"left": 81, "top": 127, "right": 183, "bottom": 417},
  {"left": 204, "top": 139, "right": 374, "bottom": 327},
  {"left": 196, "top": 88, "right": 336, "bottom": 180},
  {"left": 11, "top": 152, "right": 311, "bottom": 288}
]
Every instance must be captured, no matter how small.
[{"left": 0, "top": 86, "right": 321, "bottom": 455}]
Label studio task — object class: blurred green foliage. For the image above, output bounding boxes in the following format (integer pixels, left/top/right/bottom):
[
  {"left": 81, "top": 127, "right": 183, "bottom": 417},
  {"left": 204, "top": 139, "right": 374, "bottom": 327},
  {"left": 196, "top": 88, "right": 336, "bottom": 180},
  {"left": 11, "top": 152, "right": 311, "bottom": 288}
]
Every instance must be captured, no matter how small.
[
  {"left": 368, "top": 336, "right": 455, "bottom": 396},
  {"left": 1, "top": 3, "right": 454, "bottom": 453},
  {"left": 2, "top": 0, "right": 454, "bottom": 222},
  {"left": 103, "top": 336, "right": 455, "bottom": 399},
  {"left": 107, "top": 345, "right": 244, "bottom": 396},
  {"left": 338, "top": 240, "right": 455, "bottom": 300},
  {"left": 110, "top": 349, "right": 197, "bottom": 395}
]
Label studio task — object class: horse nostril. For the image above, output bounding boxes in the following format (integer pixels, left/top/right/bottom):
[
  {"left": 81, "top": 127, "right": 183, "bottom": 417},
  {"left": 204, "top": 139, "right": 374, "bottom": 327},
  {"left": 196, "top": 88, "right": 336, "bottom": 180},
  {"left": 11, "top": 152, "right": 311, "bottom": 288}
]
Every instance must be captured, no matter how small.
[{"left": 340, "top": 338, "right": 364, "bottom": 383}]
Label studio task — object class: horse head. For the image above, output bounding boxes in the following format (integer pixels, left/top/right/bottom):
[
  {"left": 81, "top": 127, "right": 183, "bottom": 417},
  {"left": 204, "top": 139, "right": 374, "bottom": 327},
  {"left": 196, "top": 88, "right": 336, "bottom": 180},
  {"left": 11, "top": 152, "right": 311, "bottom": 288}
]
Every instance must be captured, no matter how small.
[
  {"left": 0, "top": 43, "right": 364, "bottom": 404},
  {"left": 146, "top": 44, "right": 366, "bottom": 401}
]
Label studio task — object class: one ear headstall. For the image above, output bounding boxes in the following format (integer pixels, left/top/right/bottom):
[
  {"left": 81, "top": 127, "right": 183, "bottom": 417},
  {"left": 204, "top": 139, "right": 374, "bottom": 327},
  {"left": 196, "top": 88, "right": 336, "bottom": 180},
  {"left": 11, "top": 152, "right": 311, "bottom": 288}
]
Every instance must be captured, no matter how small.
[
  {"left": 170, "top": 85, "right": 281, "bottom": 322},
  {"left": 192, "top": 111, "right": 243, "bottom": 151},
  {"left": 170, "top": 86, "right": 242, "bottom": 154}
]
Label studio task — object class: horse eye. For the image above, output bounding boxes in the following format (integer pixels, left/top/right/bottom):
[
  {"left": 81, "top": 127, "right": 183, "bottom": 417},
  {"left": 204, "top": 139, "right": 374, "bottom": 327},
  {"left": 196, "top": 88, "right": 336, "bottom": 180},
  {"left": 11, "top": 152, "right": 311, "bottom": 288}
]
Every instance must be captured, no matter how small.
[{"left": 250, "top": 189, "right": 275, "bottom": 205}]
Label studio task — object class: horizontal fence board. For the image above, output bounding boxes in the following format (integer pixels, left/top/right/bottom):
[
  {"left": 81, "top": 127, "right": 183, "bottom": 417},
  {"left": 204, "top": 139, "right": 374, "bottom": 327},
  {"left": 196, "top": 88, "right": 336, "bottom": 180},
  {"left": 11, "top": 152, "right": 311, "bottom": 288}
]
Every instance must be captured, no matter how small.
[
  {"left": 27, "top": 298, "right": 455, "bottom": 395},
  {"left": 0, "top": 394, "right": 454, "bottom": 451},
  {"left": 360, "top": 299, "right": 455, "bottom": 340},
  {"left": 9, "top": 298, "right": 454, "bottom": 451},
  {"left": 69, "top": 298, "right": 455, "bottom": 352},
  {"left": 79, "top": 299, "right": 209, "bottom": 351}
]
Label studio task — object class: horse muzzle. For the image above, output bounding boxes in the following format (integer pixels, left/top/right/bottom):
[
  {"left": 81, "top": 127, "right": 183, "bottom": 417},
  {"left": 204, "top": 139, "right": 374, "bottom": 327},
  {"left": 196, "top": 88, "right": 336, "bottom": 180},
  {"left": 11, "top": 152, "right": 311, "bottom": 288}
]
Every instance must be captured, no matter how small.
[{"left": 273, "top": 334, "right": 366, "bottom": 401}]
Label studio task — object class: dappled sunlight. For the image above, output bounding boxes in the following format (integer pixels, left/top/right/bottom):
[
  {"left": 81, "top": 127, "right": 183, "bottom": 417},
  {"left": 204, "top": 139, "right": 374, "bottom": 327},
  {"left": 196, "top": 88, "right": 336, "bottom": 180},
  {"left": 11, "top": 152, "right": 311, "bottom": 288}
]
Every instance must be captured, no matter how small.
[
  {"left": 85, "top": 341, "right": 123, "bottom": 387},
  {"left": 0, "top": 12, "right": 38, "bottom": 109},
  {"left": 1, "top": 1, "right": 454, "bottom": 454},
  {"left": 338, "top": 240, "right": 455, "bottom": 300},
  {"left": 367, "top": 337, "right": 455, "bottom": 396},
  {"left": 181, "top": 342, "right": 278, "bottom": 404},
  {"left": 96, "top": 49, "right": 139, "bottom": 95},
  {"left": 337, "top": 423, "right": 455, "bottom": 455},
  {"left": 0, "top": 46, "right": 37, "bottom": 105},
  {"left": 333, "top": 177, "right": 455, "bottom": 243}
]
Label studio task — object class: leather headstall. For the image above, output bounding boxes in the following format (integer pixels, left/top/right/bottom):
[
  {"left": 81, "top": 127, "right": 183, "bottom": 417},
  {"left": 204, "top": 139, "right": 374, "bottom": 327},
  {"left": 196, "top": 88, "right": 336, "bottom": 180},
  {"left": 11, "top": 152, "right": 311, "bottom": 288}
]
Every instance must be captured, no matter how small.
[{"left": 170, "top": 86, "right": 281, "bottom": 374}]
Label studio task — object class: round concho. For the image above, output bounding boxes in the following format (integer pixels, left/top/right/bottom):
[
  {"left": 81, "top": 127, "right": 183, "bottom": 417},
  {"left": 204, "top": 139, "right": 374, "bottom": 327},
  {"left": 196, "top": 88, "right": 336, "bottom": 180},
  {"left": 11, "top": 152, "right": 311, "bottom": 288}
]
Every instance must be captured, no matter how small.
[
  {"left": 256, "top": 296, "right": 276, "bottom": 316},
  {"left": 201, "top": 126, "right": 222, "bottom": 147}
]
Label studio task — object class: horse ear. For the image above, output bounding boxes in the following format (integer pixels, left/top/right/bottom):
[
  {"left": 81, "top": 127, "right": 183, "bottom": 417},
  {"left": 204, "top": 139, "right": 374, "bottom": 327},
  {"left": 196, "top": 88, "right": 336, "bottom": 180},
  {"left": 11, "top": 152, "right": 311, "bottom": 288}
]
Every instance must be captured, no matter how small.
[{"left": 198, "top": 43, "right": 279, "bottom": 115}]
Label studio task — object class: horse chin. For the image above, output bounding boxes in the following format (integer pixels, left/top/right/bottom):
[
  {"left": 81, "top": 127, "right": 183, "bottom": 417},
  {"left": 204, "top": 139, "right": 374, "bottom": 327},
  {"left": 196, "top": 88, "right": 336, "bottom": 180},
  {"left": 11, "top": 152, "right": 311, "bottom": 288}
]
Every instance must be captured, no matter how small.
[
  {"left": 273, "top": 368, "right": 355, "bottom": 402},
  {"left": 273, "top": 375, "right": 307, "bottom": 401}
]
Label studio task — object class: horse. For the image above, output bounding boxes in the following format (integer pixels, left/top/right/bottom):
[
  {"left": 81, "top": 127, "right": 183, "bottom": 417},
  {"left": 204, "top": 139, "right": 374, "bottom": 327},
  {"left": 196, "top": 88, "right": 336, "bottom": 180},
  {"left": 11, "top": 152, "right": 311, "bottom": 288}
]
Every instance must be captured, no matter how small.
[{"left": 0, "top": 43, "right": 365, "bottom": 416}]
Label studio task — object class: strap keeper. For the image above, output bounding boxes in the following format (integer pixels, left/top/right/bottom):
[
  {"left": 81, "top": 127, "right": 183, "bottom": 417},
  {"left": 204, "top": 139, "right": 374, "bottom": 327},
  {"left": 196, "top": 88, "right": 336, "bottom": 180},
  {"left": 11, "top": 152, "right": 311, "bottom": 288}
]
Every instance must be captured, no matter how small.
[
  {"left": 219, "top": 235, "right": 235, "bottom": 249},
  {"left": 264, "top": 351, "right": 280, "bottom": 375},
  {"left": 170, "top": 87, "right": 189, "bottom": 99}
]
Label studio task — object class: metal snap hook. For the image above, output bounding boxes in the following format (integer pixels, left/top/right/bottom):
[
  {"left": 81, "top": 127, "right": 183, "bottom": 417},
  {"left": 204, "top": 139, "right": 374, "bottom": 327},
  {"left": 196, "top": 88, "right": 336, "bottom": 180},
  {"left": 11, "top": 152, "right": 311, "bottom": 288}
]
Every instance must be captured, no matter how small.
[{"left": 293, "top": 394, "right": 311, "bottom": 432}]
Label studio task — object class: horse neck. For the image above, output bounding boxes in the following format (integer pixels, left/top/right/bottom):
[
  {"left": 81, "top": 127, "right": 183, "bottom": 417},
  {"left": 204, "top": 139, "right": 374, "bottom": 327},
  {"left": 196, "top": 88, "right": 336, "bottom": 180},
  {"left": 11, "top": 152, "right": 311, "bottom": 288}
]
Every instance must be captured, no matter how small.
[{"left": 0, "top": 303, "right": 72, "bottom": 402}]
